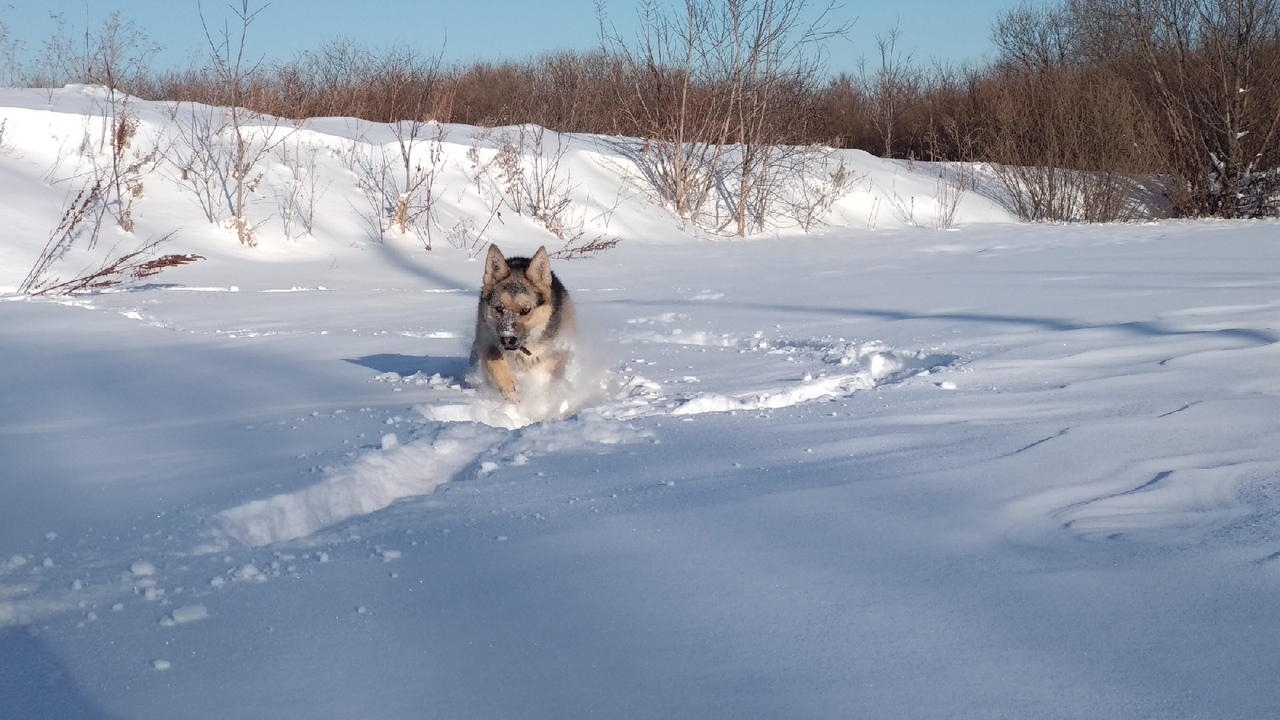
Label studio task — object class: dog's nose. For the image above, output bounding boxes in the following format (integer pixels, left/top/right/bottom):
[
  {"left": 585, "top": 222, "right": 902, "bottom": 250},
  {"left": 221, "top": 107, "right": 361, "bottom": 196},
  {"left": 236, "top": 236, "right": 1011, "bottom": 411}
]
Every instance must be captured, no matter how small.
[{"left": 501, "top": 336, "right": 520, "bottom": 350}]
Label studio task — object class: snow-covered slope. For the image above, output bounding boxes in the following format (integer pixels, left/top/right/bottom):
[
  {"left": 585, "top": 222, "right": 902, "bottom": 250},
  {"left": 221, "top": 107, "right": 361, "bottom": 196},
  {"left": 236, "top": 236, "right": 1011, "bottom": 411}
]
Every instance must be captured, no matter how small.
[{"left": 2, "top": 87, "right": 1279, "bottom": 719}]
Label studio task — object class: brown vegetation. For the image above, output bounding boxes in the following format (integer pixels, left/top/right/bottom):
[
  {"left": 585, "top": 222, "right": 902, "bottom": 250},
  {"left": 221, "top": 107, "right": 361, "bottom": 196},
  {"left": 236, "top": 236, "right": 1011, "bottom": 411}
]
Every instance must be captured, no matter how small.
[{"left": 4, "top": 0, "right": 1278, "bottom": 221}]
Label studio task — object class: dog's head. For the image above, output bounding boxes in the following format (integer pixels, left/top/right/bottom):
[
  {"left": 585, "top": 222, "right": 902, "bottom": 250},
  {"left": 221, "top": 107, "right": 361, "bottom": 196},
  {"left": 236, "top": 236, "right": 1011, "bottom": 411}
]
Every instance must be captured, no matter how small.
[{"left": 480, "top": 244, "right": 558, "bottom": 353}]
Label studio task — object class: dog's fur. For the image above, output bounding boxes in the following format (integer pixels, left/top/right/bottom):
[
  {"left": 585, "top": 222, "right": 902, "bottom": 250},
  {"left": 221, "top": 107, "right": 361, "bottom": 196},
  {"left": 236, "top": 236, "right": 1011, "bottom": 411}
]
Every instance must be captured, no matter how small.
[{"left": 469, "top": 244, "right": 575, "bottom": 403}]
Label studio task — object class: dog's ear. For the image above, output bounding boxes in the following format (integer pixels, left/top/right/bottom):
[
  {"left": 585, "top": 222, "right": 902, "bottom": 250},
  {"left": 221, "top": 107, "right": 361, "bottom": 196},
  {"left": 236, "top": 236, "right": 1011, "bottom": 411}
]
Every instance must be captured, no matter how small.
[
  {"left": 482, "top": 244, "right": 510, "bottom": 289},
  {"left": 526, "top": 246, "right": 552, "bottom": 289}
]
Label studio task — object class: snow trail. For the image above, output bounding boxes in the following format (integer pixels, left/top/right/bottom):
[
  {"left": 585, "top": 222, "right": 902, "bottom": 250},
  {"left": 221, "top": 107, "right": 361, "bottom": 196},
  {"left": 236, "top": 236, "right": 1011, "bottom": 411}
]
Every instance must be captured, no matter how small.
[
  {"left": 213, "top": 332, "right": 947, "bottom": 548},
  {"left": 213, "top": 423, "right": 505, "bottom": 546}
]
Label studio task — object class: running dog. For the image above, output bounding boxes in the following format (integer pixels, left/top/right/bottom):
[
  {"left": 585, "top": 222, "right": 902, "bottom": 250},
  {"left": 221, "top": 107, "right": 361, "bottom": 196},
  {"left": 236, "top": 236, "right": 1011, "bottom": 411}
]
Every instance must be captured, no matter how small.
[{"left": 469, "top": 244, "right": 575, "bottom": 404}]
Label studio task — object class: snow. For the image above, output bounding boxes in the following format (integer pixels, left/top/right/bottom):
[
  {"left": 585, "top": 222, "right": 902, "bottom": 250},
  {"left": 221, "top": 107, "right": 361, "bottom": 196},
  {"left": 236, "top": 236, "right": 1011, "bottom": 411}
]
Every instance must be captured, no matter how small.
[
  {"left": 2, "top": 86, "right": 1280, "bottom": 718},
  {"left": 160, "top": 604, "right": 209, "bottom": 627}
]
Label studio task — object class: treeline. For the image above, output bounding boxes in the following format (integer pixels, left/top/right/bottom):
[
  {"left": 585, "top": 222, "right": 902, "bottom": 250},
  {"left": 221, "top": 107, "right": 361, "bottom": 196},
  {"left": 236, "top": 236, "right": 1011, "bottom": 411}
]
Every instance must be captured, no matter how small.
[{"left": 7, "top": 0, "right": 1280, "bottom": 221}]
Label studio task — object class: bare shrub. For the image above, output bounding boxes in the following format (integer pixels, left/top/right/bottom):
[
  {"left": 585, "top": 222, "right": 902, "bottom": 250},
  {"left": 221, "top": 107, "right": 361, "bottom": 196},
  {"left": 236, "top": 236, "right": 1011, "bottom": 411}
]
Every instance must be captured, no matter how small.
[
  {"left": 275, "top": 136, "right": 328, "bottom": 239},
  {"left": 165, "top": 101, "right": 230, "bottom": 225},
  {"left": 23, "top": 231, "right": 201, "bottom": 297},
  {"left": 0, "top": 22, "right": 28, "bottom": 87},
  {"left": 551, "top": 234, "right": 621, "bottom": 259},
  {"left": 87, "top": 90, "right": 159, "bottom": 233},
  {"left": 377, "top": 46, "right": 450, "bottom": 247},
  {"left": 445, "top": 206, "right": 502, "bottom": 259},
  {"left": 338, "top": 120, "right": 447, "bottom": 247},
  {"left": 932, "top": 163, "right": 971, "bottom": 229},
  {"left": 495, "top": 126, "right": 576, "bottom": 235},
  {"left": 342, "top": 131, "right": 396, "bottom": 244},
  {"left": 1122, "top": 0, "right": 1280, "bottom": 217},
  {"left": 16, "top": 14, "right": 165, "bottom": 232},
  {"left": 197, "top": 0, "right": 291, "bottom": 245},
  {"left": 18, "top": 1, "right": 1275, "bottom": 227},
  {"left": 989, "top": 0, "right": 1280, "bottom": 219},
  {"left": 791, "top": 150, "right": 856, "bottom": 231},
  {"left": 470, "top": 125, "right": 621, "bottom": 254},
  {"left": 600, "top": 0, "right": 730, "bottom": 228},
  {"left": 28, "top": 12, "right": 160, "bottom": 89},
  {"left": 392, "top": 119, "right": 448, "bottom": 248},
  {"left": 882, "top": 173, "right": 918, "bottom": 226},
  {"left": 981, "top": 56, "right": 1161, "bottom": 221},
  {"left": 20, "top": 181, "right": 196, "bottom": 296},
  {"left": 602, "top": 0, "right": 846, "bottom": 235},
  {"left": 20, "top": 181, "right": 107, "bottom": 293}
]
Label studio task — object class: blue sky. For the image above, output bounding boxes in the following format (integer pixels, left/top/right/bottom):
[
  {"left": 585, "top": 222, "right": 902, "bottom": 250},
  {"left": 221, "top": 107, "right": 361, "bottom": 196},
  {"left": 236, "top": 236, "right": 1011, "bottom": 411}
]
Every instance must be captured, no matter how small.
[{"left": 2, "top": 0, "right": 1030, "bottom": 77}]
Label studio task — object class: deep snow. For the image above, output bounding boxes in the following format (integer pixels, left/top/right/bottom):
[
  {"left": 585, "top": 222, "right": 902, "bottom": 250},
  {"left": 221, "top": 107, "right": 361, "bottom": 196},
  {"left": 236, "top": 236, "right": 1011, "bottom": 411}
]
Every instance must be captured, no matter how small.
[{"left": 2, "top": 86, "right": 1279, "bottom": 719}]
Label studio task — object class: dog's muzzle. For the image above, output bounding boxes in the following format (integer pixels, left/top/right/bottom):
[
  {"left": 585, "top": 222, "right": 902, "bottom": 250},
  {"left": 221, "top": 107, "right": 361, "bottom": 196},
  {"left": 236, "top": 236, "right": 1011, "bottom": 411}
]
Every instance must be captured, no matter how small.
[{"left": 500, "top": 335, "right": 530, "bottom": 354}]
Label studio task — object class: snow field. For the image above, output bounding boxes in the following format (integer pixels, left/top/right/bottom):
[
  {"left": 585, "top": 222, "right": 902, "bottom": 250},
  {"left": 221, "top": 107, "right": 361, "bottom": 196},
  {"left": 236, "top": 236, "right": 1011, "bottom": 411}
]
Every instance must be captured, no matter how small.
[{"left": 1, "top": 88, "right": 1280, "bottom": 718}]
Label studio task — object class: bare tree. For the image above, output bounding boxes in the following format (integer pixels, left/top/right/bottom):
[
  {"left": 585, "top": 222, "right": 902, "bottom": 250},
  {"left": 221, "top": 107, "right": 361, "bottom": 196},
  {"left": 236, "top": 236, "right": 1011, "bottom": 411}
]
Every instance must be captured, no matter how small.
[
  {"left": 601, "top": 0, "right": 731, "bottom": 225},
  {"left": 992, "top": 1, "right": 1081, "bottom": 71},
  {"left": 859, "top": 25, "right": 921, "bottom": 159},
  {"left": 602, "top": 0, "right": 847, "bottom": 235},
  {"left": 1003, "top": 0, "right": 1280, "bottom": 217},
  {"left": 198, "top": 0, "right": 289, "bottom": 244},
  {"left": 1119, "top": 0, "right": 1280, "bottom": 216},
  {"left": 378, "top": 46, "right": 449, "bottom": 246},
  {"left": 718, "top": 0, "right": 848, "bottom": 235}
]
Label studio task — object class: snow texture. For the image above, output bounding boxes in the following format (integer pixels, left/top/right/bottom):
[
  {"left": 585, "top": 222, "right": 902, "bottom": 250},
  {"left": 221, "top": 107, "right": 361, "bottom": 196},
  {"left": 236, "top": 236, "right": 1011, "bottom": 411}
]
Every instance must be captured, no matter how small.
[{"left": 1, "top": 87, "right": 1279, "bottom": 719}]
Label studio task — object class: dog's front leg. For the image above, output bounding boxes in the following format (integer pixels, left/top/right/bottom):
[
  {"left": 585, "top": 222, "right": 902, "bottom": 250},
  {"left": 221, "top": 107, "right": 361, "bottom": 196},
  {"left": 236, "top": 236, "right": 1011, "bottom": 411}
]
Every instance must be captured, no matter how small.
[
  {"left": 545, "top": 349, "right": 572, "bottom": 379},
  {"left": 482, "top": 347, "right": 520, "bottom": 403}
]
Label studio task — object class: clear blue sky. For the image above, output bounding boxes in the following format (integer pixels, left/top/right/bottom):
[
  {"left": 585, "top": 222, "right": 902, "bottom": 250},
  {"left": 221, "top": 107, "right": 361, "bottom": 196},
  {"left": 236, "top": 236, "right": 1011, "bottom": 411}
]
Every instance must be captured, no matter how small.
[{"left": 2, "top": 0, "right": 1031, "bottom": 77}]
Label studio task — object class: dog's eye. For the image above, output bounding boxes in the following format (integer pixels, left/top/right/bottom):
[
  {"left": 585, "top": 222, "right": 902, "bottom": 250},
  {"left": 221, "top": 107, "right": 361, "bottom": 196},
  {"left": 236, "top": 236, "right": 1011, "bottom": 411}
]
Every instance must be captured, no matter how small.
[{"left": 519, "top": 306, "right": 531, "bottom": 316}]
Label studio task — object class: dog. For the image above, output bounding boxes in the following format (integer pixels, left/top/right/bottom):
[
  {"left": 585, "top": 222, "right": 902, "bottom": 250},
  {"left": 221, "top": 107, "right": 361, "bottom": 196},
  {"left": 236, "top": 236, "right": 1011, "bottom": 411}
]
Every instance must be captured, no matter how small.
[{"left": 469, "top": 244, "right": 575, "bottom": 404}]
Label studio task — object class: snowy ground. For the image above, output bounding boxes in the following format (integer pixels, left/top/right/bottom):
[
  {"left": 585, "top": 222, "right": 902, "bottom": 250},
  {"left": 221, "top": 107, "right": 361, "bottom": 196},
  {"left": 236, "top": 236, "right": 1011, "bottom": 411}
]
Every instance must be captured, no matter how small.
[{"left": 2, "top": 87, "right": 1280, "bottom": 719}]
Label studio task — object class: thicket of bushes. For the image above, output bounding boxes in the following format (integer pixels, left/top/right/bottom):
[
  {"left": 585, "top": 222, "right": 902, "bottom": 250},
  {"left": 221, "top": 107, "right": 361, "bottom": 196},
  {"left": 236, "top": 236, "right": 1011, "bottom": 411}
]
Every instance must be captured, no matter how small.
[{"left": 5, "top": 0, "right": 1279, "bottom": 221}]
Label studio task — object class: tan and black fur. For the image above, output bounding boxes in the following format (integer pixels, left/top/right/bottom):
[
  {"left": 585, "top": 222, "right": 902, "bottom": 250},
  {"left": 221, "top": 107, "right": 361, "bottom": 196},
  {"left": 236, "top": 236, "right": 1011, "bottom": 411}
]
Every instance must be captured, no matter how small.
[{"left": 469, "top": 244, "right": 575, "bottom": 403}]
